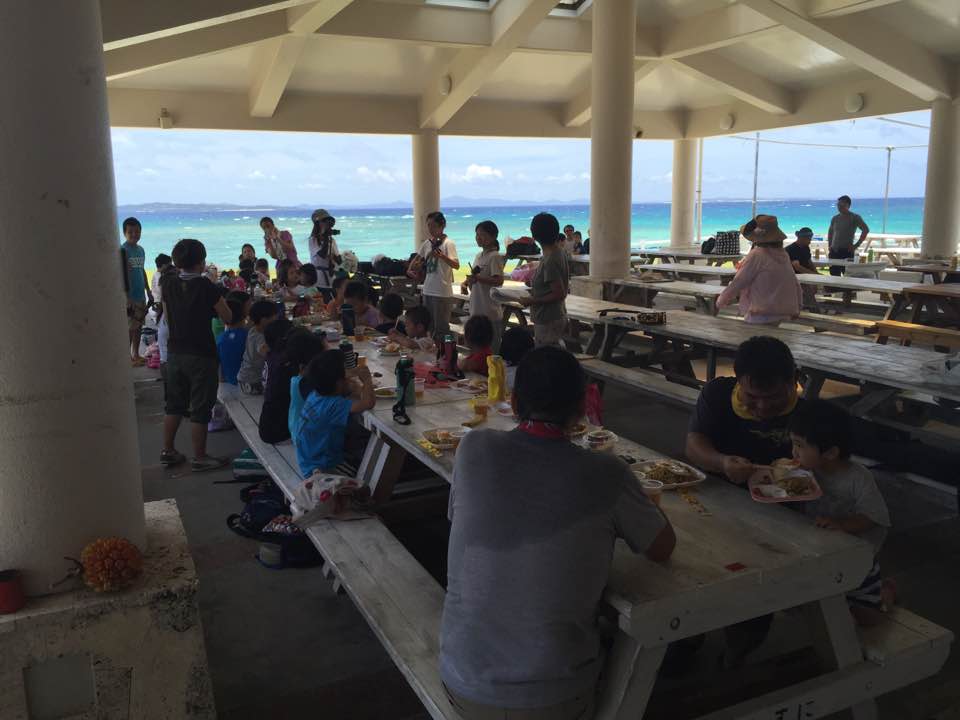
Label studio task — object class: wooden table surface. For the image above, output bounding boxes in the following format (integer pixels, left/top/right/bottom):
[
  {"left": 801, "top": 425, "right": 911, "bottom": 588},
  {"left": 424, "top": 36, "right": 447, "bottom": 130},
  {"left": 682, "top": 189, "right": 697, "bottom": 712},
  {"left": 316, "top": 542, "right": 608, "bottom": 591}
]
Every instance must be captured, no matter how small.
[
  {"left": 795, "top": 273, "right": 908, "bottom": 295},
  {"left": 365, "top": 398, "right": 872, "bottom": 648},
  {"left": 632, "top": 262, "right": 735, "bottom": 279},
  {"left": 632, "top": 310, "right": 958, "bottom": 402},
  {"left": 905, "top": 282, "right": 960, "bottom": 298}
]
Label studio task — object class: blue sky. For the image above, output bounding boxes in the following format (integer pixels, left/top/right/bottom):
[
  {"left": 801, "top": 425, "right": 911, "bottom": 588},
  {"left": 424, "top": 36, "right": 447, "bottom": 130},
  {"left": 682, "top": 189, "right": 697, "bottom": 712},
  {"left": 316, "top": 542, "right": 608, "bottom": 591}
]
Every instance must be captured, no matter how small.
[{"left": 111, "top": 110, "right": 931, "bottom": 207}]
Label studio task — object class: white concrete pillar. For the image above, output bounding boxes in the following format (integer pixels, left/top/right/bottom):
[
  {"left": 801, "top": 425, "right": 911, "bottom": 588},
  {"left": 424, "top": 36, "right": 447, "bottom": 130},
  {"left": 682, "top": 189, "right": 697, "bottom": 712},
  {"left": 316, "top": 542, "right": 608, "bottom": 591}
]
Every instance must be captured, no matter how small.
[
  {"left": 412, "top": 130, "right": 441, "bottom": 249},
  {"left": 921, "top": 99, "right": 960, "bottom": 259},
  {"left": 589, "top": 0, "right": 636, "bottom": 279},
  {"left": 670, "top": 139, "right": 699, "bottom": 248},
  {"left": 0, "top": 0, "right": 145, "bottom": 595}
]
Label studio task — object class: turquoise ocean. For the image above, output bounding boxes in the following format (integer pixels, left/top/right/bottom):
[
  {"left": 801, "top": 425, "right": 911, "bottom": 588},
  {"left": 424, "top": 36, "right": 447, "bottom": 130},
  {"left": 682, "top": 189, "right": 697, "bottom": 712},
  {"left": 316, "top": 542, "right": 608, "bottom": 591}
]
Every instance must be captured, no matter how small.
[{"left": 119, "top": 197, "right": 924, "bottom": 271}]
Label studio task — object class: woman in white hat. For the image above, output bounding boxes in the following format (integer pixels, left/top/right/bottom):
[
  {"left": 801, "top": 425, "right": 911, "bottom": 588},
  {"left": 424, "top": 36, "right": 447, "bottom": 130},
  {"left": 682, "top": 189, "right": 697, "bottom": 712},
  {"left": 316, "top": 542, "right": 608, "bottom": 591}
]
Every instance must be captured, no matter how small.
[{"left": 308, "top": 209, "right": 342, "bottom": 291}]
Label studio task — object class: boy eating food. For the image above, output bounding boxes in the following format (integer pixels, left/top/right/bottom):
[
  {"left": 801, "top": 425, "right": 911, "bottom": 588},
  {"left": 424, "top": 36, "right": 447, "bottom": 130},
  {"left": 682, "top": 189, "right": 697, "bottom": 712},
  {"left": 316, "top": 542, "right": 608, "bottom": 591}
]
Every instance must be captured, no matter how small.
[{"left": 789, "top": 401, "right": 893, "bottom": 625}]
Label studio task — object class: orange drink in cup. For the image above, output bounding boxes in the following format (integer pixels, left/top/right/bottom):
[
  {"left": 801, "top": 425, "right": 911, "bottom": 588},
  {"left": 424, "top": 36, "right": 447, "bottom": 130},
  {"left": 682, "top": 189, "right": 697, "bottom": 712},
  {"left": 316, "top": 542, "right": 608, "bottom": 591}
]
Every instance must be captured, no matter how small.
[
  {"left": 357, "top": 355, "right": 367, "bottom": 369},
  {"left": 641, "top": 479, "right": 664, "bottom": 507},
  {"left": 472, "top": 398, "right": 489, "bottom": 418}
]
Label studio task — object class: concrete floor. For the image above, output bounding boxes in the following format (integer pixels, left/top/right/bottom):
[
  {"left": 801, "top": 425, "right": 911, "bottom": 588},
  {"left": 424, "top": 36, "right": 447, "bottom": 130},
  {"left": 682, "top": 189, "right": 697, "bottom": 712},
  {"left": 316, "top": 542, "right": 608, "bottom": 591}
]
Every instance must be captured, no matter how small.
[{"left": 132, "top": 362, "right": 960, "bottom": 720}]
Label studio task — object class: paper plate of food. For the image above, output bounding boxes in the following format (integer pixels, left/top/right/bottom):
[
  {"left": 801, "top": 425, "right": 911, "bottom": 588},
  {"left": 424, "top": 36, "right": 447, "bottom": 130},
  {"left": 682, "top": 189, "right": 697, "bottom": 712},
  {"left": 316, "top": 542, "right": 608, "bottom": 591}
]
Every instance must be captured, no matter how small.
[
  {"left": 454, "top": 378, "right": 488, "bottom": 394},
  {"left": 422, "top": 427, "right": 468, "bottom": 451},
  {"left": 566, "top": 421, "right": 588, "bottom": 439},
  {"left": 748, "top": 459, "right": 822, "bottom": 503},
  {"left": 374, "top": 387, "right": 396, "bottom": 399},
  {"left": 379, "top": 342, "right": 403, "bottom": 356},
  {"left": 633, "top": 459, "right": 706, "bottom": 489}
]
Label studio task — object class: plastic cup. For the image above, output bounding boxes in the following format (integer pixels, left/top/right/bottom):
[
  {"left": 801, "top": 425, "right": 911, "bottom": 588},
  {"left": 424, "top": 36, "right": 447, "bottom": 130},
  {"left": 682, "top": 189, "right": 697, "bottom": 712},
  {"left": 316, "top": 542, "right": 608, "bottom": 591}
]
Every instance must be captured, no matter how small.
[
  {"left": 472, "top": 398, "right": 489, "bottom": 418},
  {"left": 357, "top": 355, "right": 367, "bottom": 369},
  {"left": 414, "top": 378, "right": 426, "bottom": 398},
  {"left": 641, "top": 479, "right": 664, "bottom": 507}
]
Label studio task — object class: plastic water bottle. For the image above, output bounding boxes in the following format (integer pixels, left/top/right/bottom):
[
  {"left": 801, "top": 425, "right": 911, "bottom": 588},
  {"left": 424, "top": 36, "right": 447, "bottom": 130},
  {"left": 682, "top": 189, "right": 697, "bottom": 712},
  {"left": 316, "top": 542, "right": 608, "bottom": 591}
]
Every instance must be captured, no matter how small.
[
  {"left": 395, "top": 356, "right": 415, "bottom": 406},
  {"left": 341, "top": 303, "right": 356, "bottom": 337}
]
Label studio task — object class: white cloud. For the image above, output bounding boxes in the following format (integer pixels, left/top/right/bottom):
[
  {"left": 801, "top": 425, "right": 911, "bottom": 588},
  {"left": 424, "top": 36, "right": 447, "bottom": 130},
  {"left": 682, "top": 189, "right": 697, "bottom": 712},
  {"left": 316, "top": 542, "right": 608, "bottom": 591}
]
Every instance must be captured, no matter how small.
[
  {"left": 111, "top": 132, "right": 135, "bottom": 147},
  {"left": 356, "top": 166, "right": 406, "bottom": 183},
  {"left": 515, "top": 172, "right": 531, "bottom": 182},
  {"left": 543, "top": 172, "right": 590, "bottom": 184},
  {"left": 137, "top": 167, "right": 159, "bottom": 177},
  {"left": 247, "top": 169, "right": 266, "bottom": 180},
  {"left": 299, "top": 182, "right": 327, "bottom": 190},
  {"left": 450, "top": 164, "right": 504, "bottom": 183}
]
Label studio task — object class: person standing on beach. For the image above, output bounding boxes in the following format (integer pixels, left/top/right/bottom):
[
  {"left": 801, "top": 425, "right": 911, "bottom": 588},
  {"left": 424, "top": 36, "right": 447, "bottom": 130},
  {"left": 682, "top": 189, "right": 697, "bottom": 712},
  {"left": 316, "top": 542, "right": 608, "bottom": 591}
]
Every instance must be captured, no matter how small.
[
  {"left": 120, "top": 217, "right": 154, "bottom": 367},
  {"left": 410, "top": 211, "right": 460, "bottom": 340},
  {"left": 261, "top": 216, "right": 300, "bottom": 273},
  {"left": 827, "top": 195, "right": 869, "bottom": 277},
  {"left": 518, "top": 213, "right": 569, "bottom": 347},
  {"left": 307, "top": 209, "right": 342, "bottom": 291}
]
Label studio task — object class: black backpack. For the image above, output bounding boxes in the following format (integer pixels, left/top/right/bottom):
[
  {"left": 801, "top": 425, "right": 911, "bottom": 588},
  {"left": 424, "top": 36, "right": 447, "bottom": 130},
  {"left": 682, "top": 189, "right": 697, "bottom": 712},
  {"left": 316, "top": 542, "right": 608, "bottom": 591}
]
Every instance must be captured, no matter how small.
[
  {"left": 700, "top": 237, "right": 716, "bottom": 254},
  {"left": 226, "top": 482, "right": 322, "bottom": 569},
  {"left": 372, "top": 256, "right": 409, "bottom": 277}
]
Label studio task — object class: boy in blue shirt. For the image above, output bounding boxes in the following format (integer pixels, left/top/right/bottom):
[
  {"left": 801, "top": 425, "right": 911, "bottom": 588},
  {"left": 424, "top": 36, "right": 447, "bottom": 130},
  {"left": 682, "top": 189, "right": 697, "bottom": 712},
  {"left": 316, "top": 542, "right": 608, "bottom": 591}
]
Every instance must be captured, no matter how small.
[
  {"left": 293, "top": 349, "right": 375, "bottom": 477},
  {"left": 120, "top": 217, "right": 153, "bottom": 366},
  {"left": 216, "top": 297, "right": 248, "bottom": 385}
]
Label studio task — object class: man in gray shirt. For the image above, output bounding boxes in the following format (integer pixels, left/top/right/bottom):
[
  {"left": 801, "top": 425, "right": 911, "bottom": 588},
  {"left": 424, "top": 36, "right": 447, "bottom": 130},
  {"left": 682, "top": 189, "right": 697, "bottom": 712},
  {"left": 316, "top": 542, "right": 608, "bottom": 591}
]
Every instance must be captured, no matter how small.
[
  {"left": 827, "top": 195, "right": 869, "bottom": 277},
  {"left": 440, "top": 347, "right": 675, "bottom": 719}
]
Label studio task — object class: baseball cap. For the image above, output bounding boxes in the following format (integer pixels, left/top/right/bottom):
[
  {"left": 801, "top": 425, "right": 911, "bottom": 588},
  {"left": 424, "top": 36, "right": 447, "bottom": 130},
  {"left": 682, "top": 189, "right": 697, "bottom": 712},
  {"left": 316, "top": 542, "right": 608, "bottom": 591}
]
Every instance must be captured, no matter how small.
[
  {"left": 311, "top": 209, "right": 334, "bottom": 224},
  {"left": 795, "top": 227, "right": 814, "bottom": 238}
]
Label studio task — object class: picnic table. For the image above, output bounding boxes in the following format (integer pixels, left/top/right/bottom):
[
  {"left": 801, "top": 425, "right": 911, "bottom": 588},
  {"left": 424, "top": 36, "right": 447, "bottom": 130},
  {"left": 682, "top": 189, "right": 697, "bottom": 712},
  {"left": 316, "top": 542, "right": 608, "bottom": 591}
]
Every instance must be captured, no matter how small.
[
  {"left": 632, "top": 263, "right": 735, "bottom": 283},
  {"left": 359, "top": 395, "right": 946, "bottom": 720},
  {"left": 893, "top": 263, "right": 960, "bottom": 284},
  {"left": 809, "top": 258, "right": 890, "bottom": 279},
  {"left": 863, "top": 233, "right": 921, "bottom": 249},
  {"left": 633, "top": 247, "right": 741, "bottom": 266},
  {"left": 884, "top": 283, "right": 960, "bottom": 329},
  {"left": 628, "top": 310, "right": 960, "bottom": 404},
  {"left": 608, "top": 277, "right": 724, "bottom": 314}
]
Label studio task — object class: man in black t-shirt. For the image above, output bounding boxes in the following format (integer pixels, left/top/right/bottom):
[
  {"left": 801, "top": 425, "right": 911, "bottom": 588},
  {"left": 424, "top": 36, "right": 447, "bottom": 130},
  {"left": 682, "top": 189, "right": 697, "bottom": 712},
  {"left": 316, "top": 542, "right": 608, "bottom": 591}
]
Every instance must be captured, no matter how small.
[
  {"left": 785, "top": 227, "right": 819, "bottom": 309},
  {"left": 686, "top": 336, "right": 801, "bottom": 484},
  {"left": 685, "top": 336, "right": 803, "bottom": 667},
  {"left": 160, "top": 238, "right": 232, "bottom": 472}
]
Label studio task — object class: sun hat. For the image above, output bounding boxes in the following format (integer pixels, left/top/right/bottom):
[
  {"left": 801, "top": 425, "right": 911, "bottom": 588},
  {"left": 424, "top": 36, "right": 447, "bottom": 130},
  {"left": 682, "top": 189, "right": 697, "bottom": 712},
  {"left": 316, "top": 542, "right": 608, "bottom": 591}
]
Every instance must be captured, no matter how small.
[
  {"left": 311, "top": 209, "right": 334, "bottom": 224},
  {"left": 742, "top": 214, "right": 787, "bottom": 245},
  {"left": 795, "top": 227, "right": 814, "bottom": 238}
]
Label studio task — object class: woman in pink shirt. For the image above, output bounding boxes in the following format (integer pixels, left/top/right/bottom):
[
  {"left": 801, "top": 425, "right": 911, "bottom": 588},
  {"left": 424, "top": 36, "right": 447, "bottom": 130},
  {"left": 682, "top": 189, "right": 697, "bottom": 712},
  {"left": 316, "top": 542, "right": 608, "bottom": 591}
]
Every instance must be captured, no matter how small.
[{"left": 718, "top": 215, "right": 801, "bottom": 326}]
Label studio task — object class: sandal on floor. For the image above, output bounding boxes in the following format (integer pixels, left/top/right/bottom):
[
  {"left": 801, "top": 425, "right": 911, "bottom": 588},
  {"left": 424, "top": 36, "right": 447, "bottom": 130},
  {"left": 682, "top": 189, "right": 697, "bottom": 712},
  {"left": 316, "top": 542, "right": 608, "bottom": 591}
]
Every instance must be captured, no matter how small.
[
  {"left": 160, "top": 450, "right": 186, "bottom": 467},
  {"left": 191, "top": 456, "right": 229, "bottom": 473},
  {"left": 131, "top": 357, "right": 147, "bottom": 367}
]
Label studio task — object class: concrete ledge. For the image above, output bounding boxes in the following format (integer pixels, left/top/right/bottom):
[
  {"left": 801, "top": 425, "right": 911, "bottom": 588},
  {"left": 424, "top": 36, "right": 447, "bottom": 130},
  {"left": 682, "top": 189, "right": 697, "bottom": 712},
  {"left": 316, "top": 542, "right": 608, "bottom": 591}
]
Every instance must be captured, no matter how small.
[{"left": 0, "top": 499, "right": 215, "bottom": 719}]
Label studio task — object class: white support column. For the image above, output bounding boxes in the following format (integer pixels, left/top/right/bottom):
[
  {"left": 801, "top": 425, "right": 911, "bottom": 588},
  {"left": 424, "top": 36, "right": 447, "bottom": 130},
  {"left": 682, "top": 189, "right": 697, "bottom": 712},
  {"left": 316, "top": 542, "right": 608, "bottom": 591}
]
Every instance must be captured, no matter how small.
[
  {"left": 589, "top": 0, "right": 636, "bottom": 279},
  {"left": 670, "top": 139, "right": 699, "bottom": 248},
  {"left": 921, "top": 99, "right": 960, "bottom": 259},
  {"left": 411, "top": 130, "right": 441, "bottom": 249},
  {"left": 0, "top": 0, "right": 145, "bottom": 595}
]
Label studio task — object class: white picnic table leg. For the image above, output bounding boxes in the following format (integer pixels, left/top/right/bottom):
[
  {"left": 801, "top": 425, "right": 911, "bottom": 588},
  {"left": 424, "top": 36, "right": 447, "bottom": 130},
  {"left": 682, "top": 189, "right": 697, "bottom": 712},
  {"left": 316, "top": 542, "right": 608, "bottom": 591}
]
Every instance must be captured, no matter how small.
[
  {"left": 594, "top": 634, "right": 666, "bottom": 720},
  {"left": 805, "top": 595, "right": 878, "bottom": 720},
  {"left": 357, "top": 431, "right": 408, "bottom": 504}
]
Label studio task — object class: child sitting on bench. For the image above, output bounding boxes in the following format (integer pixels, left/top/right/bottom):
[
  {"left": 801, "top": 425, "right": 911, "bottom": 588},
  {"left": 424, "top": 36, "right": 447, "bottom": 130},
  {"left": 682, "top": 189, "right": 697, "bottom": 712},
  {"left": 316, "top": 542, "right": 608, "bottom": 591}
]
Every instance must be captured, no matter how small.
[
  {"left": 388, "top": 305, "right": 435, "bottom": 352},
  {"left": 460, "top": 315, "right": 494, "bottom": 375}
]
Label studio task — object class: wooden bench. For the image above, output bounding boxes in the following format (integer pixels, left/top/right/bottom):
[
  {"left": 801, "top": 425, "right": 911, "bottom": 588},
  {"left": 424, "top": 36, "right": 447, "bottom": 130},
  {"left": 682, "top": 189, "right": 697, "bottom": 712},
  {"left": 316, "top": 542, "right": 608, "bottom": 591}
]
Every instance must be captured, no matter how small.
[
  {"left": 580, "top": 358, "right": 700, "bottom": 408},
  {"left": 218, "top": 386, "right": 457, "bottom": 720},
  {"left": 876, "top": 320, "right": 960, "bottom": 350}
]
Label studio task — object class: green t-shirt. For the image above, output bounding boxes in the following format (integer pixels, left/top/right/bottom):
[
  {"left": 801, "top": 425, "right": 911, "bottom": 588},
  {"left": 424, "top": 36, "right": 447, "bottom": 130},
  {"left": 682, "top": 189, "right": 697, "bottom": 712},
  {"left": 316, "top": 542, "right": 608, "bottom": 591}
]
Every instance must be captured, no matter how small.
[{"left": 530, "top": 250, "right": 568, "bottom": 324}]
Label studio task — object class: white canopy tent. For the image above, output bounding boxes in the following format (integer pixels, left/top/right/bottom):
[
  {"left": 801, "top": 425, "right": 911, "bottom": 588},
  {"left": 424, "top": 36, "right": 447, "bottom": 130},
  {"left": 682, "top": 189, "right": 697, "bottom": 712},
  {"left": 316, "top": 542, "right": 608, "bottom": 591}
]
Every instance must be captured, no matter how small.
[
  {"left": 0, "top": 0, "right": 959, "bottom": 591},
  {"left": 99, "top": 0, "right": 960, "bottom": 266}
]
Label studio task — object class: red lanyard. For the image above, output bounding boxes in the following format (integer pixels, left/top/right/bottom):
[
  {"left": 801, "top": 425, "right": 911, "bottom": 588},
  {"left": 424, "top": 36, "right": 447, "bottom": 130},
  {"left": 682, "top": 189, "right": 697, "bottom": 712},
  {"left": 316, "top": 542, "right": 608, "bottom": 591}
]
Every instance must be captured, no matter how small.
[{"left": 518, "top": 420, "right": 567, "bottom": 440}]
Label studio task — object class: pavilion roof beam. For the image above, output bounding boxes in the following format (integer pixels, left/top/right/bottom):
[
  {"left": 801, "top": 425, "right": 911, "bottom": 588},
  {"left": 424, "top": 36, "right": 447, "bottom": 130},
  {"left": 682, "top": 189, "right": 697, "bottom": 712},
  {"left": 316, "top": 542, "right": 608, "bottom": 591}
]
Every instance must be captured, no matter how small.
[
  {"left": 669, "top": 53, "right": 794, "bottom": 115},
  {"left": 100, "top": 0, "right": 317, "bottom": 50},
  {"left": 104, "top": 12, "right": 288, "bottom": 81},
  {"left": 740, "top": 0, "right": 952, "bottom": 101},
  {"left": 659, "top": 0, "right": 903, "bottom": 58},
  {"left": 247, "top": 1, "right": 355, "bottom": 118},
  {"left": 562, "top": 61, "right": 660, "bottom": 128},
  {"left": 419, "top": 0, "right": 559, "bottom": 130}
]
